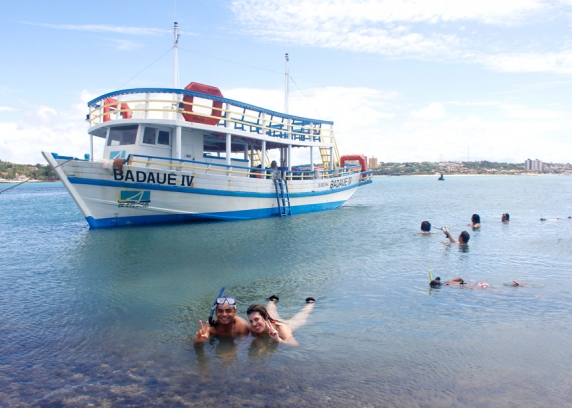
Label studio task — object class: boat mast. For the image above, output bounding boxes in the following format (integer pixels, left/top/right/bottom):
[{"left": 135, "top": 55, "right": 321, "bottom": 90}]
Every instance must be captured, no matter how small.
[
  {"left": 173, "top": 22, "right": 180, "bottom": 88},
  {"left": 283, "top": 53, "right": 290, "bottom": 169},
  {"left": 284, "top": 53, "right": 289, "bottom": 114}
]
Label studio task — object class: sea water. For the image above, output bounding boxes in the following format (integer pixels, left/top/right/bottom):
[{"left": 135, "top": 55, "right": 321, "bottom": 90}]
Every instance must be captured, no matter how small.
[{"left": 1, "top": 176, "right": 571, "bottom": 407}]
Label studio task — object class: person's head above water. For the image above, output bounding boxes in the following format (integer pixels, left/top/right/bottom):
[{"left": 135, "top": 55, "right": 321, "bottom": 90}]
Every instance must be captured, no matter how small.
[
  {"left": 247, "top": 304, "right": 276, "bottom": 335},
  {"left": 430, "top": 276, "right": 442, "bottom": 287},
  {"left": 421, "top": 221, "right": 431, "bottom": 232},
  {"left": 213, "top": 296, "right": 237, "bottom": 326},
  {"left": 459, "top": 231, "right": 470, "bottom": 244},
  {"left": 471, "top": 214, "right": 481, "bottom": 224},
  {"left": 502, "top": 213, "right": 510, "bottom": 222}
]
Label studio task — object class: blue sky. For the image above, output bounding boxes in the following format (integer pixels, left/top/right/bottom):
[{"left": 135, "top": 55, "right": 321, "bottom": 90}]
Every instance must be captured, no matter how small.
[{"left": 1, "top": 0, "right": 571, "bottom": 164}]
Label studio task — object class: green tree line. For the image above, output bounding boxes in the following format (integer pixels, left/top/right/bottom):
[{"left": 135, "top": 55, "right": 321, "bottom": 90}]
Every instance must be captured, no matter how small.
[{"left": 0, "top": 161, "right": 57, "bottom": 181}]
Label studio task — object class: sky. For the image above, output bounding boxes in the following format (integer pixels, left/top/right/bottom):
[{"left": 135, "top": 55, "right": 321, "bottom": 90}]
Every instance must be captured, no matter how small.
[{"left": 1, "top": 0, "right": 571, "bottom": 165}]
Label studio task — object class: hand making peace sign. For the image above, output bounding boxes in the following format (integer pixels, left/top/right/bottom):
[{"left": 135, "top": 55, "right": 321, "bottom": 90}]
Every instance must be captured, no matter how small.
[{"left": 194, "top": 320, "right": 211, "bottom": 345}]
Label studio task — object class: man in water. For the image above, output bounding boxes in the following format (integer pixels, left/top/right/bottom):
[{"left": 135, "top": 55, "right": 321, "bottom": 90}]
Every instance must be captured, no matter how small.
[
  {"left": 442, "top": 228, "right": 470, "bottom": 245},
  {"left": 193, "top": 296, "right": 250, "bottom": 345}
]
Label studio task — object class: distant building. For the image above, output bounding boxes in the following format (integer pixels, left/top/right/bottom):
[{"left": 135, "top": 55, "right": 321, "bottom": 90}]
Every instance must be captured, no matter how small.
[
  {"left": 525, "top": 159, "right": 543, "bottom": 171},
  {"left": 368, "top": 156, "right": 378, "bottom": 170}
]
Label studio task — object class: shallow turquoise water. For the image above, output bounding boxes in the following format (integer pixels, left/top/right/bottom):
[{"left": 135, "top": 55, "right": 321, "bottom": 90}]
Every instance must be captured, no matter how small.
[{"left": 1, "top": 177, "right": 571, "bottom": 407}]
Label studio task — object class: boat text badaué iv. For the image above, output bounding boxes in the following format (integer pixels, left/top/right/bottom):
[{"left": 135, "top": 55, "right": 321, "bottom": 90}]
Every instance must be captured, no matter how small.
[{"left": 42, "top": 81, "right": 373, "bottom": 228}]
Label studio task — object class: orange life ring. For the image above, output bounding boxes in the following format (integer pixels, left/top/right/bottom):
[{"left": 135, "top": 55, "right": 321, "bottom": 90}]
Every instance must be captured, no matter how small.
[
  {"left": 103, "top": 97, "right": 132, "bottom": 122},
  {"left": 182, "top": 82, "right": 223, "bottom": 125},
  {"left": 340, "top": 154, "right": 367, "bottom": 172}
]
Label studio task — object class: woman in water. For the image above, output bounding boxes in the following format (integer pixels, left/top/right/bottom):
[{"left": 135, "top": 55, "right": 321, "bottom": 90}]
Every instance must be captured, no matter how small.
[
  {"left": 502, "top": 213, "right": 510, "bottom": 222},
  {"left": 247, "top": 296, "right": 315, "bottom": 347},
  {"left": 469, "top": 214, "right": 481, "bottom": 228}
]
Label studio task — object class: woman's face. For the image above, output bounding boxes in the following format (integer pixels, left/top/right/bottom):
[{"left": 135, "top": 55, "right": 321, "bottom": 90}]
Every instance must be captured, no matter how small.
[{"left": 248, "top": 312, "right": 267, "bottom": 335}]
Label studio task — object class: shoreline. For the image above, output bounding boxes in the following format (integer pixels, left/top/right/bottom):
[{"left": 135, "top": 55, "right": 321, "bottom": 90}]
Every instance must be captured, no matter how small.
[{"left": 373, "top": 173, "right": 568, "bottom": 177}]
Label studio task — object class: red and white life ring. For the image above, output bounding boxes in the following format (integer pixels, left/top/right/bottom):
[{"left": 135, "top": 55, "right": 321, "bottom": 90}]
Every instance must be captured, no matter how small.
[
  {"left": 182, "top": 82, "right": 223, "bottom": 126},
  {"left": 103, "top": 97, "right": 132, "bottom": 122},
  {"left": 340, "top": 154, "right": 367, "bottom": 172}
]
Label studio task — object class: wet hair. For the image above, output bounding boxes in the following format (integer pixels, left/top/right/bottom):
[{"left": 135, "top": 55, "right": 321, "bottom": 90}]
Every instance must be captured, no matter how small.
[
  {"left": 460, "top": 231, "right": 470, "bottom": 243},
  {"left": 502, "top": 213, "right": 510, "bottom": 221},
  {"left": 430, "top": 277, "right": 442, "bottom": 287},
  {"left": 247, "top": 304, "right": 277, "bottom": 324},
  {"left": 421, "top": 221, "right": 431, "bottom": 232},
  {"left": 471, "top": 214, "right": 480, "bottom": 224}
]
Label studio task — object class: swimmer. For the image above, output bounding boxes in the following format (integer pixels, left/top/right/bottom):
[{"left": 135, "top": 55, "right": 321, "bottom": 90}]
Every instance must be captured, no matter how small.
[
  {"left": 502, "top": 213, "right": 510, "bottom": 222},
  {"left": 442, "top": 228, "right": 470, "bottom": 245},
  {"left": 194, "top": 296, "right": 250, "bottom": 345},
  {"left": 419, "top": 221, "right": 434, "bottom": 234},
  {"left": 511, "top": 280, "right": 528, "bottom": 287},
  {"left": 469, "top": 214, "right": 481, "bottom": 228},
  {"left": 247, "top": 296, "right": 315, "bottom": 347},
  {"left": 430, "top": 277, "right": 490, "bottom": 288}
]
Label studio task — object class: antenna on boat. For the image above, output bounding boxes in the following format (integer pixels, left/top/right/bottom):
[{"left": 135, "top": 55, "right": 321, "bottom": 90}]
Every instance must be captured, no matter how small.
[
  {"left": 173, "top": 22, "right": 180, "bottom": 88},
  {"left": 284, "top": 53, "right": 289, "bottom": 114}
]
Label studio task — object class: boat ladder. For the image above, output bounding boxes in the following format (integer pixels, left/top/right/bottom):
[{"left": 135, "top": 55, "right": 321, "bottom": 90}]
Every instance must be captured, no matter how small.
[{"left": 274, "top": 177, "right": 291, "bottom": 216}]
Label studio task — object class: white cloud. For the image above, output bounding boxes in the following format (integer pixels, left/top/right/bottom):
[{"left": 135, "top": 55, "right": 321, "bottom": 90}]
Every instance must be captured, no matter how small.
[
  {"left": 22, "top": 22, "right": 169, "bottom": 36},
  {"left": 103, "top": 38, "right": 144, "bottom": 51},
  {"left": 478, "top": 51, "right": 572, "bottom": 74},
  {"left": 411, "top": 102, "right": 447, "bottom": 119},
  {"left": 500, "top": 104, "right": 563, "bottom": 119},
  {"left": 232, "top": 0, "right": 548, "bottom": 26},
  {"left": 0, "top": 106, "right": 16, "bottom": 112},
  {"left": 230, "top": 0, "right": 572, "bottom": 74}
]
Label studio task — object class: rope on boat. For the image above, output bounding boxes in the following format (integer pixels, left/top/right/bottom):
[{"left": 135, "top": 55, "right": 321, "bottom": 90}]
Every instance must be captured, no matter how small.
[{"left": 0, "top": 158, "right": 74, "bottom": 195}]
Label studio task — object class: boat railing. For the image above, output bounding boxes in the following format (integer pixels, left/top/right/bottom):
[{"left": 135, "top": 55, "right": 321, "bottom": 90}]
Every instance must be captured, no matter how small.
[
  {"left": 125, "top": 154, "right": 363, "bottom": 181},
  {"left": 88, "top": 88, "right": 335, "bottom": 145}
]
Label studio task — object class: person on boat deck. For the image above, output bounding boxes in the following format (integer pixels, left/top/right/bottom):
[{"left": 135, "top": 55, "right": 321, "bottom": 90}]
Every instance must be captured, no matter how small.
[
  {"left": 250, "top": 164, "right": 262, "bottom": 178},
  {"left": 442, "top": 228, "right": 470, "bottom": 245},
  {"left": 194, "top": 296, "right": 250, "bottom": 345},
  {"left": 502, "top": 213, "right": 510, "bottom": 222},
  {"left": 430, "top": 277, "right": 490, "bottom": 288},
  {"left": 469, "top": 214, "right": 481, "bottom": 228},
  {"left": 247, "top": 296, "right": 315, "bottom": 347},
  {"left": 419, "top": 221, "right": 433, "bottom": 234}
]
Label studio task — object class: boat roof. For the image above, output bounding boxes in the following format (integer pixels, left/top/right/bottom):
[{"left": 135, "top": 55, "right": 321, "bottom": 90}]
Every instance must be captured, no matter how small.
[{"left": 88, "top": 87, "right": 333, "bottom": 125}]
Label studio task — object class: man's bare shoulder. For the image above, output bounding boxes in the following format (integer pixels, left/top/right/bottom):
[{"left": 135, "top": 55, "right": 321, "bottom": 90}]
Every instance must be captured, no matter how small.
[{"left": 234, "top": 316, "right": 251, "bottom": 335}]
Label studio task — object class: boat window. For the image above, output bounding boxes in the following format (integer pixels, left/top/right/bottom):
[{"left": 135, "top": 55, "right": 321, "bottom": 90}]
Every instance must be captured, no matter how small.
[
  {"left": 107, "top": 125, "right": 138, "bottom": 146},
  {"left": 142, "top": 127, "right": 157, "bottom": 145},
  {"left": 158, "top": 130, "right": 170, "bottom": 146}
]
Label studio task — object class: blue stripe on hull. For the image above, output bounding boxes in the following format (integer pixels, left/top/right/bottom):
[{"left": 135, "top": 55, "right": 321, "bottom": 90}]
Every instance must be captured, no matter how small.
[
  {"left": 69, "top": 177, "right": 359, "bottom": 198},
  {"left": 86, "top": 200, "right": 346, "bottom": 228}
]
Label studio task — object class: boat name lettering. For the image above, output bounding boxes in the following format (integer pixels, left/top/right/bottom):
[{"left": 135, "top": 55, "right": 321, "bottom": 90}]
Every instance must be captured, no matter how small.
[
  {"left": 113, "top": 169, "right": 193, "bottom": 187},
  {"left": 330, "top": 177, "right": 351, "bottom": 189},
  {"left": 318, "top": 182, "right": 329, "bottom": 187}
]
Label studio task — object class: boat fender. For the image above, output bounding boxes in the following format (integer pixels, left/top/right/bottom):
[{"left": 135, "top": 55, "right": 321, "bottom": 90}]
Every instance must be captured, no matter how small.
[
  {"left": 182, "top": 82, "right": 224, "bottom": 126},
  {"left": 112, "top": 158, "right": 124, "bottom": 171}
]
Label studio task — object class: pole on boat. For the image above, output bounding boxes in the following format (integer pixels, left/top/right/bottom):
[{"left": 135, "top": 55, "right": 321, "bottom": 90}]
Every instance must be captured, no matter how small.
[
  {"left": 284, "top": 53, "right": 289, "bottom": 115},
  {"left": 284, "top": 53, "right": 291, "bottom": 171},
  {"left": 173, "top": 22, "right": 180, "bottom": 88}
]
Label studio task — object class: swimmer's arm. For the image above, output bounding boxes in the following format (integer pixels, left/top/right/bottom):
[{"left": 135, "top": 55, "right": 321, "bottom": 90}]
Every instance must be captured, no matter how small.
[{"left": 443, "top": 229, "right": 457, "bottom": 243}]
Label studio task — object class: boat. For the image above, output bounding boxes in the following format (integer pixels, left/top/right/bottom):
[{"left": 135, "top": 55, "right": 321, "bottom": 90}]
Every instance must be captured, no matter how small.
[
  {"left": 438, "top": 173, "right": 445, "bottom": 180},
  {"left": 42, "top": 24, "right": 373, "bottom": 228}
]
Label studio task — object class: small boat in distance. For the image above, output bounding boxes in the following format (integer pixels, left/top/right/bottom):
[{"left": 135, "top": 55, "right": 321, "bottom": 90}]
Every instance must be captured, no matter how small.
[
  {"left": 438, "top": 173, "right": 445, "bottom": 180},
  {"left": 42, "top": 23, "right": 372, "bottom": 228}
]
